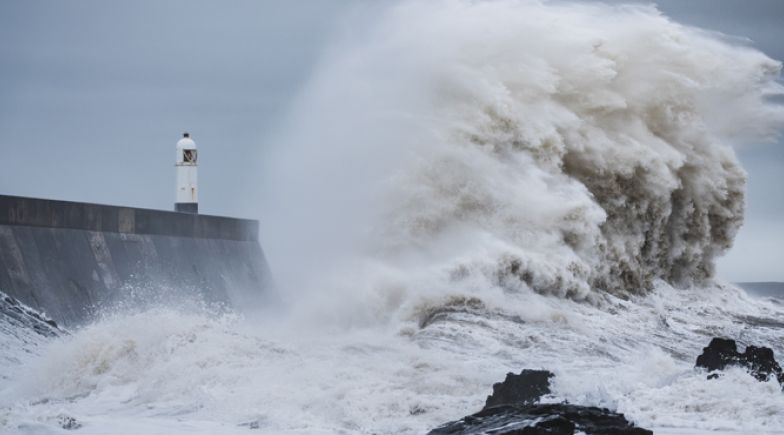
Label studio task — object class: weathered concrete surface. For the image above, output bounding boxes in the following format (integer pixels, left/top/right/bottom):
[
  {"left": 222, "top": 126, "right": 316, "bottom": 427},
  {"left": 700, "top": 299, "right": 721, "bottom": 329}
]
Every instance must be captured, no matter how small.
[{"left": 0, "top": 195, "right": 272, "bottom": 326}]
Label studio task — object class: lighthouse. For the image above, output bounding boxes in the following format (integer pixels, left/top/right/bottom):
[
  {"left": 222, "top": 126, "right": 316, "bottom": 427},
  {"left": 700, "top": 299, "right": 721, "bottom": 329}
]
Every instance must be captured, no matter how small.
[{"left": 175, "top": 132, "right": 198, "bottom": 213}]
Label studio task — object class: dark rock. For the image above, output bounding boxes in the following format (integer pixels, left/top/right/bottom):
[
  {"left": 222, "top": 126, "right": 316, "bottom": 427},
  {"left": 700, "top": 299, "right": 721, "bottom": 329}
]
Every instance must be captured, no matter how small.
[
  {"left": 744, "top": 346, "right": 783, "bottom": 383},
  {"left": 428, "top": 403, "right": 652, "bottom": 435},
  {"left": 695, "top": 338, "right": 784, "bottom": 384},
  {"left": 485, "top": 370, "right": 554, "bottom": 408},
  {"left": 429, "top": 369, "right": 652, "bottom": 435},
  {"left": 1, "top": 292, "right": 65, "bottom": 338}
]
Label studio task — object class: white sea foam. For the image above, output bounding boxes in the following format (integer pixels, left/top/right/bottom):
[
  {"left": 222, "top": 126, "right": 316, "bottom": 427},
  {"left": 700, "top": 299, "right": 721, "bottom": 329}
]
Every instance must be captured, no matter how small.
[
  {"left": 2, "top": 284, "right": 784, "bottom": 434},
  {"left": 2, "top": 0, "right": 784, "bottom": 434}
]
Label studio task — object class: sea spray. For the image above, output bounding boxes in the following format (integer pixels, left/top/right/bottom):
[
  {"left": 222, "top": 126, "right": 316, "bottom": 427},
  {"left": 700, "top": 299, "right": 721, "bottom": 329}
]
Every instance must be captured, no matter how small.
[{"left": 260, "top": 0, "right": 784, "bottom": 318}]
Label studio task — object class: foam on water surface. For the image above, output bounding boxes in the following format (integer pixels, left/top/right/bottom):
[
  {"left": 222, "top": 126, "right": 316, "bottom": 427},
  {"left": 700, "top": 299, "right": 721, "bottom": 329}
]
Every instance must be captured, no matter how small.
[{"left": 1, "top": 284, "right": 784, "bottom": 434}]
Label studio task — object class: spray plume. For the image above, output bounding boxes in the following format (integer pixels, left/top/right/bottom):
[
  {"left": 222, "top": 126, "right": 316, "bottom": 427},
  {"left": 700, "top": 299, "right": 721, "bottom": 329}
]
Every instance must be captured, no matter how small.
[{"left": 260, "top": 0, "right": 784, "bottom": 321}]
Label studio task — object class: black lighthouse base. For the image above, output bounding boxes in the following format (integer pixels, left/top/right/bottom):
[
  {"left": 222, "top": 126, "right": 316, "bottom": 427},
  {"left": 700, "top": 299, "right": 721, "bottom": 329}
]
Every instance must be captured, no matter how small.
[{"left": 175, "top": 202, "right": 198, "bottom": 214}]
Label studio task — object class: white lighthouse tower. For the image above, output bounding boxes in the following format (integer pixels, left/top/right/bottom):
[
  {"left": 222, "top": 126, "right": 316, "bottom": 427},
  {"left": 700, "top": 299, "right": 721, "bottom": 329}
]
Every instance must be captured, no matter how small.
[{"left": 175, "top": 132, "right": 198, "bottom": 213}]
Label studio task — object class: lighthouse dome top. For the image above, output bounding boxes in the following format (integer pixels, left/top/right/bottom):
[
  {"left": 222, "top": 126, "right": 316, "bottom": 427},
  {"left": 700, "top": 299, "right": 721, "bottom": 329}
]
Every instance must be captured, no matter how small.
[{"left": 176, "top": 132, "right": 197, "bottom": 150}]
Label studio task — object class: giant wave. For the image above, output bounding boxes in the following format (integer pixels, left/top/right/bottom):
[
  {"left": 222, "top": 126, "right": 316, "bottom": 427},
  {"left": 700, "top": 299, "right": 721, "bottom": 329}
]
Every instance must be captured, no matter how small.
[{"left": 262, "top": 0, "right": 783, "bottom": 313}]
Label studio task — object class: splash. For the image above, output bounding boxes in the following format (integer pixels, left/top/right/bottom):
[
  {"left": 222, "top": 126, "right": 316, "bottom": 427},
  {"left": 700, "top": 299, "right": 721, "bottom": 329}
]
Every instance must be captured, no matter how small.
[
  {"left": 261, "top": 0, "right": 784, "bottom": 311},
  {"left": 4, "top": 283, "right": 784, "bottom": 434}
]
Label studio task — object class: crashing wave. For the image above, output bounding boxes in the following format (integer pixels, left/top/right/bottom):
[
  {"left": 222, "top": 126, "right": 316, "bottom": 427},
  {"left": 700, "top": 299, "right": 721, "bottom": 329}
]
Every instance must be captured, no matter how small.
[{"left": 263, "top": 0, "right": 784, "bottom": 304}]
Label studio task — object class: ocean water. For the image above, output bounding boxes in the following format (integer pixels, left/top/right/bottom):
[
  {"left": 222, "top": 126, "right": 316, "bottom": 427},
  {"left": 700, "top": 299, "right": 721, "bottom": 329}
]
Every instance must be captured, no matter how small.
[
  {"left": 3, "top": 0, "right": 784, "bottom": 433},
  {"left": 1, "top": 283, "right": 784, "bottom": 434}
]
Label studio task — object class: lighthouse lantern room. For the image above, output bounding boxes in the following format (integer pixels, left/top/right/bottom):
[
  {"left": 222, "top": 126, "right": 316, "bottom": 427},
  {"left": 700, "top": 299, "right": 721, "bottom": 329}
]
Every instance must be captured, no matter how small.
[{"left": 175, "top": 132, "right": 198, "bottom": 214}]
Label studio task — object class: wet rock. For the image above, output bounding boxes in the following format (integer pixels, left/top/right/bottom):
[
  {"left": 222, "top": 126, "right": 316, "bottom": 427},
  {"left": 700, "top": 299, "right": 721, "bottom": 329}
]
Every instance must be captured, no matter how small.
[
  {"left": 1, "top": 292, "right": 65, "bottom": 338},
  {"left": 429, "top": 369, "right": 652, "bottom": 435},
  {"left": 696, "top": 338, "right": 784, "bottom": 384},
  {"left": 428, "top": 403, "right": 652, "bottom": 435},
  {"left": 485, "top": 370, "right": 553, "bottom": 408}
]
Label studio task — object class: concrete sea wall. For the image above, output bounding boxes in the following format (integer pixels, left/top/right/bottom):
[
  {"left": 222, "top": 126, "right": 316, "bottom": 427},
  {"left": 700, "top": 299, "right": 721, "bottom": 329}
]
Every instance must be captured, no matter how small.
[{"left": 0, "top": 195, "right": 272, "bottom": 326}]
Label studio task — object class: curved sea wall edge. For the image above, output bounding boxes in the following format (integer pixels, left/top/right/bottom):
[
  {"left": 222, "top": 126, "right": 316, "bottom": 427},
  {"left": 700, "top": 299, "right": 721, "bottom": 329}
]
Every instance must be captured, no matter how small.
[{"left": 0, "top": 194, "right": 273, "bottom": 327}]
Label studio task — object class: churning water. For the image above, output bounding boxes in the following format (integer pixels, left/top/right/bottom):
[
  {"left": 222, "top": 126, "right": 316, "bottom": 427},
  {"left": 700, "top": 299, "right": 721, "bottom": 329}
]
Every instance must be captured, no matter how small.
[{"left": 2, "top": 1, "right": 784, "bottom": 433}]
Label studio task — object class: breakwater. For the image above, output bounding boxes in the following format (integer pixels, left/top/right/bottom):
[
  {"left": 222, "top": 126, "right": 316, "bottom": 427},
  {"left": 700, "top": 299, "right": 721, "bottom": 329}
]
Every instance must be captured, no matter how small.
[{"left": 0, "top": 195, "right": 272, "bottom": 326}]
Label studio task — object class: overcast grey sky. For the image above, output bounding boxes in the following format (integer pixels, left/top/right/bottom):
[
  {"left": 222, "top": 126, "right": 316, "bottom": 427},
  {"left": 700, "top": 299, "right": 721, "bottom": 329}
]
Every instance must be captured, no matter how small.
[{"left": 0, "top": 0, "right": 781, "bottom": 282}]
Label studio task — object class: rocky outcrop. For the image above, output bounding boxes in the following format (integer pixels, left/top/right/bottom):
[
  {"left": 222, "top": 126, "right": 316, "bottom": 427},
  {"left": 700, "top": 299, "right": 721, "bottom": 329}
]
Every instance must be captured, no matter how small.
[
  {"left": 1, "top": 291, "right": 64, "bottom": 337},
  {"left": 485, "top": 369, "right": 553, "bottom": 408},
  {"left": 696, "top": 337, "right": 784, "bottom": 384},
  {"left": 428, "top": 370, "right": 652, "bottom": 435},
  {"left": 429, "top": 403, "right": 652, "bottom": 435}
]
